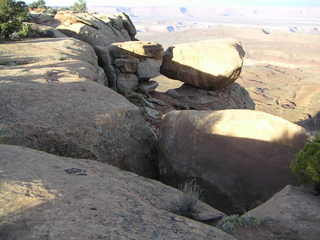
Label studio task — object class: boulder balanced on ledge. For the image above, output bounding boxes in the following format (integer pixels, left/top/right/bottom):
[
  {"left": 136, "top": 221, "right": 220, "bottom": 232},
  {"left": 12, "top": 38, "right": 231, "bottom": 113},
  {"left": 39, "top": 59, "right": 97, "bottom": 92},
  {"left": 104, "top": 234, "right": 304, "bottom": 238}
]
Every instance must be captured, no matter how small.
[{"left": 161, "top": 39, "right": 245, "bottom": 90}]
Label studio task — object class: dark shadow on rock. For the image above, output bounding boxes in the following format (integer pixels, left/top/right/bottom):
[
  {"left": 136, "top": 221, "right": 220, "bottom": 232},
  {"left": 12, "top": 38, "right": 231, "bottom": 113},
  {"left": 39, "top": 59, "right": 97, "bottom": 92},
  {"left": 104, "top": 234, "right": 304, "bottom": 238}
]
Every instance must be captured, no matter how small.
[{"left": 151, "top": 82, "right": 255, "bottom": 113}]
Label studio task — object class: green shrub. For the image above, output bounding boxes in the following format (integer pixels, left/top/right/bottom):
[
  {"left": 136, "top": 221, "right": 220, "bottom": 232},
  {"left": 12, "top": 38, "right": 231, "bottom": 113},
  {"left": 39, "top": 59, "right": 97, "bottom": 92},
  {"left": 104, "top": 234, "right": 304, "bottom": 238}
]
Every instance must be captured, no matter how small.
[
  {"left": 290, "top": 132, "right": 320, "bottom": 193},
  {"left": 28, "top": 0, "right": 46, "bottom": 9},
  {"left": 0, "top": 0, "right": 29, "bottom": 40},
  {"left": 45, "top": 7, "right": 57, "bottom": 16},
  {"left": 216, "top": 215, "right": 263, "bottom": 233},
  {"left": 71, "top": 0, "right": 86, "bottom": 12}
]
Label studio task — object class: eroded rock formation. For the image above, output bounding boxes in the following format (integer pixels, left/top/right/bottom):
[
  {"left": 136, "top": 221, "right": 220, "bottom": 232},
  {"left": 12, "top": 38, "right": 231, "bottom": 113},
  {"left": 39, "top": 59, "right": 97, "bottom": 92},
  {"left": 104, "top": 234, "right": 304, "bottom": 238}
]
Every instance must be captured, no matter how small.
[{"left": 0, "top": 38, "right": 157, "bottom": 178}]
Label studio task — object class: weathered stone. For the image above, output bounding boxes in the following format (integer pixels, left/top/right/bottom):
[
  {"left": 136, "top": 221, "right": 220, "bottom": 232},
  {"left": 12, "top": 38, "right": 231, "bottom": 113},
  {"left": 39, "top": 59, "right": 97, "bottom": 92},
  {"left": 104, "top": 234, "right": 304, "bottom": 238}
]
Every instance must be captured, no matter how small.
[
  {"left": 110, "top": 41, "right": 164, "bottom": 59},
  {"left": 0, "top": 145, "right": 235, "bottom": 240},
  {"left": 117, "top": 73, "right": 139, "bottom": 93},
  {"left": 137, "top": 58, "right": 162, "bottom": 79},
  {"left": 246, "top": 185, "right": 320, "bottom": 240},
  {"left": 114, "top": 58, "right": 138, "bottom": 73},
  {"left": 55, "top": 11, "right": 137, "bottom": 88},
  {"left": 161, "top": 39, "right": 245, "bottom": 90},
  {"left": 0, "top": 38, "right": 156, "bottom": 178},
  {"left": 139, "top": 80, "right": 159, "bottom": 94},
  {"left": 158, "top": 109, "right": 308, "bottom": 213},
  {"left": 0, "top": 38, "right": 106, "bottom": 84}
]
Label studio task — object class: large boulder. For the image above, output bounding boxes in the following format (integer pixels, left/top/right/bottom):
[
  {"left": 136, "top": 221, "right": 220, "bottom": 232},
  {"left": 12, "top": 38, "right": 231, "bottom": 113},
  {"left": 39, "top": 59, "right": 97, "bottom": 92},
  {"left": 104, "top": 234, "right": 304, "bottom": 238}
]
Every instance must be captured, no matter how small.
[
  {"left": 0, "top": 38, "right": 156, "bottom": 178},
  {"left": 160, "top": 39, "right": 245, "bottom": 90},
  {"left": 246, "top": 185, "right": 320, "bottom": 240},
  {"left": 55, "top": 11, "right": 137, "bottom": 88},
  {"left": 158, "top": 109, "right": 308, "bottom": 213},
  {"left": 0, "top": 145, "right": 235, "bottom": 240}
]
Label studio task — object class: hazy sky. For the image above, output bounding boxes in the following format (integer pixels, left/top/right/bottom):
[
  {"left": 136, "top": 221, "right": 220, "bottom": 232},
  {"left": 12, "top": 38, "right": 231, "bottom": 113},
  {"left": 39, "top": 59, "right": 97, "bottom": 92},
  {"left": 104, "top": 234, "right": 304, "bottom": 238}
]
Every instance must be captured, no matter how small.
[{"left": 25, "top": 0, "right": 320, "bottom": 7}]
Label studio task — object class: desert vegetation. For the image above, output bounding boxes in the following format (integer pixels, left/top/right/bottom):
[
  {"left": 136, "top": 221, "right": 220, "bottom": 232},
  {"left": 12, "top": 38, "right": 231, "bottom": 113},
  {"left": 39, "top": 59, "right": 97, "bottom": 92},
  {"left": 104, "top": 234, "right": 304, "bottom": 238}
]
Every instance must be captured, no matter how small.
[
  {"left": 216, "top": 215, "right": 264, "bottom": 233},
  {"left": 28, "top": 0, "right": 46, "bottom": 9},
  {"left": 291, "top": 132, "right": 320, "bottom": 194},
  {"left": 170, "top": 179, "right": 202, "bottom": 219},
  {"left": 71, "top": 0, "right": 87, "bottom": 12},
  {"left": 0, "top": 0, "right": 31, "bottom": 40}
]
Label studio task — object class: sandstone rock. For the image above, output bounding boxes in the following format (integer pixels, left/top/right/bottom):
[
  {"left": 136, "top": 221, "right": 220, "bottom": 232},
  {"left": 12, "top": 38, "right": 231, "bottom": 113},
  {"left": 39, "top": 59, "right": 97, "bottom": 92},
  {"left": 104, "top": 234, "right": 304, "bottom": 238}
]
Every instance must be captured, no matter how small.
[
  {"left": 114, "top": 58, "right": 138, "bottom": 73},
  {"left": 246, "top": 185, "right": 320, "bottom": 240},
  {"left": 139, "top": 80, "right": 159, "bottom": 94},
  {"left": 160, "top": 39, "right": 245, "bottom": 90},
  {"left": 0, "top": 145, "right": 235, "bottom": 240},
  {"left": 29, "top": 13, "right": 57, "bottom": 25},
  {"left": 0, "top": 38, "right": 106, "bottom": 84},
  {"left": 117, "top": 73, "right": 139, "bottom": 93},
  {"left": 28, "top": 23, "right": 67, "bottom": 38},
  {"left": 110, "top": 41, "right": 164, "bottom": 59},
  {"left": 158, "top": 109, "right": 308, "bottom": 213},
  {"left": 55, "top": 11, "right": 136, "bottom": 41},
  {"left": 137, "top": 58, "right": 162, "bottom": 79},
  {"left": 0, "top": 38, "right": 156, "bottom": 178},
  {"left": 167, "top": 83, "right": 255, "bottom": 110},
  {"left": 55, "top": 11, "right": 137, "bottom": 88},
  {"left": 148, "top": 81, "right": 255, "bottom": 119},
  {"left": 109, "top": 41, "right": 164, "bottom": 92}
]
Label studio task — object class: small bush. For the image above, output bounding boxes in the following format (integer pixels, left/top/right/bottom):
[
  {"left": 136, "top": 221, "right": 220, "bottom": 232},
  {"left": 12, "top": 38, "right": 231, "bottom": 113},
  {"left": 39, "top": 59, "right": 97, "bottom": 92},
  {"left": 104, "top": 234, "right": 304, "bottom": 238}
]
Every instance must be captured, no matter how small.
[
  {"left": 170, "top": 179, "right": 202, "bottom": 218},
  {"left": 0, "top": 0, "right": 29, "bottom": 40},
  {"left": 45, "top": 7, "right": 57, "bottom": 16},
  {"left": 290, "top": 132, "right": 320, "bottom": 193},
  {"left": 71, "top": 0, "right": 86, "bottom": 12},
  {"left": 216, "top": 215, "right": 263, "bottom": 233},
  {"left": 28, "top": 0, "right": 46, "bottom": 9}
]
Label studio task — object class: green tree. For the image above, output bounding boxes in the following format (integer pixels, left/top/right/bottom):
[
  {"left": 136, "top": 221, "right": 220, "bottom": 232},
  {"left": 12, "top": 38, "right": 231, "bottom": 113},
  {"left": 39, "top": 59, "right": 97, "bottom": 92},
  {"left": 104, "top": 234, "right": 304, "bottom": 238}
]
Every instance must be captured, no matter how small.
[
  {"left": 0, "top": 0, "right": 29, "bottom": 40},
  {"left": 290, "top": 133, "right": 320, "bottom": 193},
  {"left": 28, "top": 0, "right": 46, "bottom": 9},
  {"left": 71, "top": 0, "right": 86, "bottom": 12}
]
